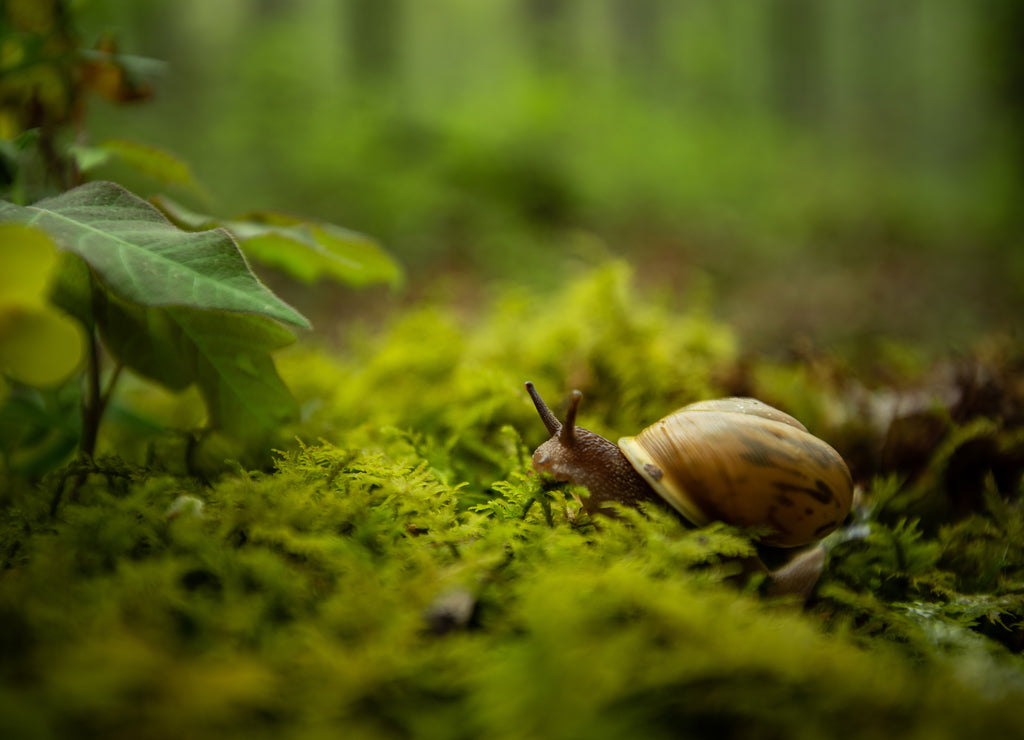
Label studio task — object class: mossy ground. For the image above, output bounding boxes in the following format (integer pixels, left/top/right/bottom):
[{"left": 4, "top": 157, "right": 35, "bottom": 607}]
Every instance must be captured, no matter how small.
[{"left": 2, "top": 263, "right": 1024, "bottom": 739}]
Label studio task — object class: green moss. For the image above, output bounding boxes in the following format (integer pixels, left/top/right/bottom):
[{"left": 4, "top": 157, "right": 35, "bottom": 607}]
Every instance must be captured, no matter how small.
[{"left": 2, "top": 263, "right": 1024, "bottom": 739}]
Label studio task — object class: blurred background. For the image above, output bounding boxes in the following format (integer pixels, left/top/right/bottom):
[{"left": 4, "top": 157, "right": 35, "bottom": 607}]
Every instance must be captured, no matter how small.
[{"left": 76, "top": 0, "right": 1023, "bottom": 356}]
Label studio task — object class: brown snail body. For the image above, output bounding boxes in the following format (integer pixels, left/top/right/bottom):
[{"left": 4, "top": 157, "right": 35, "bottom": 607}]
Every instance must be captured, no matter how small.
[{"left": 525, "top": 382, "right": 854, "bottom": 594}]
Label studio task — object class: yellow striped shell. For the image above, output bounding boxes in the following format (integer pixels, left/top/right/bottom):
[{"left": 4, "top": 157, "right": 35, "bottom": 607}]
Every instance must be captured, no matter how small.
[{"left": 618, "top": 398, "right": 852, "bottom": 547}]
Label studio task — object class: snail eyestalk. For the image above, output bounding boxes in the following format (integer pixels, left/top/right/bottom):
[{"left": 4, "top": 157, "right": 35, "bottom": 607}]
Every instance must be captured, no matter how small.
[
  {"left": 559, "top": 390, "right": 581, "bottom": 446},
  {"left": 525, "top": 381, "right": 561, "bottom": 436}
]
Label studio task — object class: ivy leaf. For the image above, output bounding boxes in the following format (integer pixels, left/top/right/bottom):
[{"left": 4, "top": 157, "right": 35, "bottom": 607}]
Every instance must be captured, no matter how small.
[
  {"left": 153, "top": 195, "right": 402, "bottom": 288},
  {"left": 0, "top": 181, "right": 310, "bottom": 329}
]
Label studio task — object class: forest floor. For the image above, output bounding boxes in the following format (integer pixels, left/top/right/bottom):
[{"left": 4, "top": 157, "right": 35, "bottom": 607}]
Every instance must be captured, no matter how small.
[{"left": 3, "top": 260, "right": 1023, "bottom": 740}]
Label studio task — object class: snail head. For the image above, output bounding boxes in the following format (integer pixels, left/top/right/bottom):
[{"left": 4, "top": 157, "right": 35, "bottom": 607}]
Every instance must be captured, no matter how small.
[
  {"left": 524, "top": 382, "right": 598, "bottom": 483},
  {"left": 522, "top": 381, "right": 666, "bottom": 514}
]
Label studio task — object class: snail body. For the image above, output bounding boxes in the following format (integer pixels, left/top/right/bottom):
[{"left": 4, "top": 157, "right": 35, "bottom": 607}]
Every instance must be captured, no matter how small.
[{"left": 525, "top": 382, "right": 853, "bottom": 549}]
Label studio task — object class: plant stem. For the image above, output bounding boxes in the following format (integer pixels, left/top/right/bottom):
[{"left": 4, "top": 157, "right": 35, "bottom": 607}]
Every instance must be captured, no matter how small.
[
  {"left": 98, "top": 362, "right": 124, "bottom": 423},
  {"left": 50, "top": 470, "right": 71, "bottom": 518},
  {"left": 79, "top": 329, "right": 103, "bottom": 459},
  {"left": 79, "top": 334, "right": 124, "bottom": 460},
  {"left": 56, "top": 332, "right": 124, "bottom": 514}
]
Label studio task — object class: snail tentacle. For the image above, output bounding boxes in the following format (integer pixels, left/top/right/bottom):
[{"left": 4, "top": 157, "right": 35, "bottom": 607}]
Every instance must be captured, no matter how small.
[
  {"left": 559, "top": 390, "right": 581, "bottom": 446},
  {"left": 525, "top": 381, "right": 561, "bottom": 436}
]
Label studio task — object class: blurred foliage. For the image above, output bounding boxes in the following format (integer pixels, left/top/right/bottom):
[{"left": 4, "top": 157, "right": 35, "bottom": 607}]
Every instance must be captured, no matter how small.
[
  {"left": 0, "top": 224, "right": 84, "bottom": 397},
  {"left": 0, "top": 0, "right": 399, "bottom": 473},
  {"left": 2, "top": 263, "right": 1024, "bottom": 739},
  {"left": 0, "top": 0, "right": 401, "bottom": 290},
  {"left": 73, "top": 0, "right": 1024, "bottom": 352},
  {"left": 0, "top": 0, "right": 159, "bottom": 199}
]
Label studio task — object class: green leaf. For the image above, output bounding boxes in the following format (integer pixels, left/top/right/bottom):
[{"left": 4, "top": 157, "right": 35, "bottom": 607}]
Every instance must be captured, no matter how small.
[
  {"left": 0, "top": 306, "right": 85, "bottom": 388},
  {"left": 0, "top": 225, "right": 85, "bottom": 391},
  {"left": 49, "top": 252, "right": 95, "bottom": 329},
  {"left": 233, "top": 216, "right": 402, "bottom": 288},
  {"left": 149, "top": 195, "right": 211, "bottom": 230},
  {"left": 93, "top": 288, "right": 196, "bottom": 391},
  {"left": 153, "top": 195, "right": 402, "bottom": 288},
  {"left": 0, "top": 181, "right": 310, "bottom": 329},
  {"left": 67, "top": 144, "right": 113, "bottom": 174},
  {"left": 173, "top": 308, "right": 298, "bottom": 438},
  {"left": 72, "top": 139, "right": 207, "bottom": 197},
  {"left": 92, "top": 290, "right": 298, "bottom": 438},
  {"left": 0, "top": 224, "right": 60, "bottom": 307},
  {"left": 0, "top": 383, "right": 81, "bottom": 475},
  {"left": 0, "top": 183, "right": 309, "bottom": 440},
  {"left": 103, "top": 138, "right": 182, "bottom": 178}
]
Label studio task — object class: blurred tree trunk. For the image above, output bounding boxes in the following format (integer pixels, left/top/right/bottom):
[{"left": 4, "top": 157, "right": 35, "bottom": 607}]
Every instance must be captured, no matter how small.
[
  {"left": 984, "top": 0, "right": 1024, "bottom": 180},
  {"left": 253, "top": 0, "right": 289, "bottom": 15},
  {"left": 522, "top": 0, "right": 572, "bottom": 66},
  {"left": 857, "top": 2, "right": 919, "bottom": 159},
  {"left": 610, "top": 0, "right": 665, "bottom": 79},
  {"left": 347, "top": 0, "right": 402, "bottom": 87},
  {"left": 768, "top": 0, "right": 824, "bottom": 124}
]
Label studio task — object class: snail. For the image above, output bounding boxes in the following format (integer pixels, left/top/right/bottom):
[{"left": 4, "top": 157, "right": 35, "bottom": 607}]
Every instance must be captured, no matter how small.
[{"left": 524, "top": 382, "right": 854, "bottom": 596}]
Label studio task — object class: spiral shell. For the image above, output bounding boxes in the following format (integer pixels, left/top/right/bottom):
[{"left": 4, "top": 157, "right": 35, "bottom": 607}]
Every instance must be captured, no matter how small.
[{"left": 618, "top": 398, "right": 853, "bottom": 547}]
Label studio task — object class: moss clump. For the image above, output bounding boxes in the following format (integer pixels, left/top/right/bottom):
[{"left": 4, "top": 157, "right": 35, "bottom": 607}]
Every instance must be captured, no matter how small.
[{"left": 2, "top": 262, "right": 1024, "bottom": 739}]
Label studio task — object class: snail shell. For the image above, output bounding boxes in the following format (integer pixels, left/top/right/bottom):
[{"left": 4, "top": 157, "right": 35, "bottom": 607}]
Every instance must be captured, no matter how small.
[{"left": 618, "top": 398, "right": 853, "bottom": 547}]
